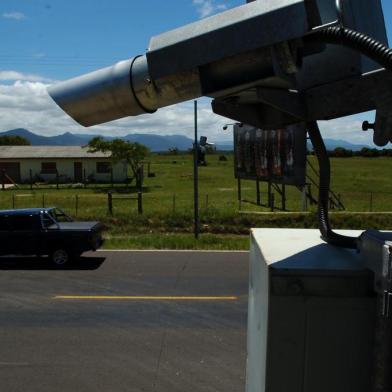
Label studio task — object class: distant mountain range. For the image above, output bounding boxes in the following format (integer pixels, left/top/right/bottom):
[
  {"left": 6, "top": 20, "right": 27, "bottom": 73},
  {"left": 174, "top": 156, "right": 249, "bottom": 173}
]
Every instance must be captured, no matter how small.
[
  {"left": 0, "top": 128, "right": 195, "bottom": 151},
  {"left": 0, "top": 128, "right": 372, "bottom": 152}
]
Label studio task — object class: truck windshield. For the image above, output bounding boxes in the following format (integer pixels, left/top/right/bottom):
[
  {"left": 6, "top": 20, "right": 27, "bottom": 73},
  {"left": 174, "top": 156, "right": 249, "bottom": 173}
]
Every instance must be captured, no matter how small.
[
  {"left": 48, "top": 208, "right": 73, "bottom": 223},
  {"left": 42, "top": 212, "right": 57, "bottom": 229}
]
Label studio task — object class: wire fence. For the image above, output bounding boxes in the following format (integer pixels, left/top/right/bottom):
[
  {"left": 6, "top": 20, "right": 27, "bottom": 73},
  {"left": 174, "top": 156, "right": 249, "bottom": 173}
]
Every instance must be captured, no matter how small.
[{"left": 1, "top": 189, "right": 391, "bottom": 218}]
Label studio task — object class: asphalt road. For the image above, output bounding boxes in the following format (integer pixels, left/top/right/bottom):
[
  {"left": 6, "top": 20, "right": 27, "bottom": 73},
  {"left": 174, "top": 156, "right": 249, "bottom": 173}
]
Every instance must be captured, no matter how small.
[{"left": 0, "top": 250, "right": 249, "bottom": 392}]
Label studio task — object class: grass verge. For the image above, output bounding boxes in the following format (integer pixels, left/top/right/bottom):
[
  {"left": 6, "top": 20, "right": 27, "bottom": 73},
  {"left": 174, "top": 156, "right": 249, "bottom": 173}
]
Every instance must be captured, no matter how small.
[{"left": 102, "top": 233, "right": 250, "bottom": 250}]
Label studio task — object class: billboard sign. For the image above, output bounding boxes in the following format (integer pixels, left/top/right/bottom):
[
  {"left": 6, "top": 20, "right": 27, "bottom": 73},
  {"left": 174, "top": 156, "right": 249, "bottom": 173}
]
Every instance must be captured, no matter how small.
[{"left": 234, "top": 123, "right": 307, "bottom": 186}]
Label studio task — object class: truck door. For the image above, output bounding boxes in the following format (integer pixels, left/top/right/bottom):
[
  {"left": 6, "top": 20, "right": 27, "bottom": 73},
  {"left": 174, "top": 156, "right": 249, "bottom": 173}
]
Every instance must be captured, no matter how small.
[
  {"left": 8, "top": 215, "right": 41, "bottom": 255},
  {"left": 0, "top": 215, "right": 11, "bottom": 255}
]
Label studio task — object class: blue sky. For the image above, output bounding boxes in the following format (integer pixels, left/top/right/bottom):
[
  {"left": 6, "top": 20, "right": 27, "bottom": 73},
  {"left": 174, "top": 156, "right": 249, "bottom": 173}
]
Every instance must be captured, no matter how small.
[
  {"left": 0, "top": 0, "right": 243, "bottom": 80},
  {"left": 0, "top": 0, "right": 391, "bottom": 145}
]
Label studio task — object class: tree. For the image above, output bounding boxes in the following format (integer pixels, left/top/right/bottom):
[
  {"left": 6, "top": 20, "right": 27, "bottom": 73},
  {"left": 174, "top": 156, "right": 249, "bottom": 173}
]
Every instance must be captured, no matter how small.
[
  {"left": 359, "top": 147, "right": 380, "bottom": 158},
  {"left": 332, "top": 147, "right": 353, "bottom": 158},
  {"left": 87, "top": 137, "right": 150, "bottom": 181},
  {"left": 0, "top": 135, "right": 31, "bottom": 145}
]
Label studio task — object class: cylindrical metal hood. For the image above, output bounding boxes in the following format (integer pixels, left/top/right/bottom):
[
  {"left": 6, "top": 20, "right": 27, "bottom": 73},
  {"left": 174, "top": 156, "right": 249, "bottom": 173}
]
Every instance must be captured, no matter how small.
[{"left": 48, "top": 57, "right": 155, "bottom": 127}]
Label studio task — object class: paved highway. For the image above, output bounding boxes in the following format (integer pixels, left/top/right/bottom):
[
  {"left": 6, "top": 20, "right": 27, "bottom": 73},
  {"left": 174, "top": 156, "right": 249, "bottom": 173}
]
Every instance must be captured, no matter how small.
[{"left": 0, "top": 250, "right": 249, "bottom": 392}]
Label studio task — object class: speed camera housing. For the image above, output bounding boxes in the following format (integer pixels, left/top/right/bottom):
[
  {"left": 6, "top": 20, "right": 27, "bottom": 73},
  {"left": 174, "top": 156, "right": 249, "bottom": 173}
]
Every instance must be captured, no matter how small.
[{"left": 48, "top": 0, "right": 390, "bottom": 146}]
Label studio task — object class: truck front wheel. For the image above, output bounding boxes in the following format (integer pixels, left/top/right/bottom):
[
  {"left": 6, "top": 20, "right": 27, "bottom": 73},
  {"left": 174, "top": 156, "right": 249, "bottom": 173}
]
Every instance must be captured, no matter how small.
[{"left": 50, "top": 248, "right": 71, "bottom": 267}]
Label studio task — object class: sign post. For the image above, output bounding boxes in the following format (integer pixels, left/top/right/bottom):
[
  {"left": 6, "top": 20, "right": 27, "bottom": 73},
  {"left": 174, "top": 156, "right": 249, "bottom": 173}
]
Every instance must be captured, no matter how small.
[{"left": 193, "top": 101, "right": 199, "bottom": 239}]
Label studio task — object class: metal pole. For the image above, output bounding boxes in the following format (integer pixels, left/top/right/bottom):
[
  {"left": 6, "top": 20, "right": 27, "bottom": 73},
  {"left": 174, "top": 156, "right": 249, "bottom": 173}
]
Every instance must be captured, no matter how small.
[
  {"left": 193, "top": 100, "right": 199, "bottom": 239},
  {"left": 30, "top": 169, "right": 33, "bottom": 191},
  {"left": 282, "top": 184, "right": 286, "bottom": 211},
  {"left": 137, "top": 166, "right": 143, "bottom": 214},
  {"left": 237, "top": 177, "right": 241, "bottom": 201}
]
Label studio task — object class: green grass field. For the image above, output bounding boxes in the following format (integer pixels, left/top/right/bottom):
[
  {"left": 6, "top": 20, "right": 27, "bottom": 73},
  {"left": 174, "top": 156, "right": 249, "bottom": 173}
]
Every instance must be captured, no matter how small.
[{"left": 1, "top": 154, "right": 391, "bottom": 249}]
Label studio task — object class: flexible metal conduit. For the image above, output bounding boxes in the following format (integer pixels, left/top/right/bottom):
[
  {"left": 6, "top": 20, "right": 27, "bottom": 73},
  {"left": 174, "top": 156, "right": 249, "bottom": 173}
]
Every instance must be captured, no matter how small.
[{"left": 306, "top": 26, "right": 392, "bottom": 248}]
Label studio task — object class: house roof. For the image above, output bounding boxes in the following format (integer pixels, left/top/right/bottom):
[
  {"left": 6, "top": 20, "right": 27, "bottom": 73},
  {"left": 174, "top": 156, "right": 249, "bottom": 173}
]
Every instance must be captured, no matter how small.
[{"left": 0, "top": 146, "right": 111, "bottom": 159}]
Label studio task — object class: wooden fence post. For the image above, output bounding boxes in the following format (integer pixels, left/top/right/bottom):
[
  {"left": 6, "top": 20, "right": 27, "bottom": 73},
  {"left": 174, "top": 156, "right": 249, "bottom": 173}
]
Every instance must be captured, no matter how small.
[
  {"left": 137, "top": 191, "right": 143, "bottom": 214},
  {"left": 282, "top": 184, "right": 286, "bottom": 211},
  {"left": 270, "top": 193, "right": 275, "bottom": 212},
  {"left": 75, "top": 195, "right": 79, "bottom": 216},
  {"left": 108, "top": 192, "right": 113, "bottom": 215},
  {"left": 370, "top": 192, "right": 373, "bottom": 212},
  {"left": 1, "top": 169, "right": 5, "bottom": 191},
  {"left": 268, "top": 181, "right": 272, "bottom": 208},
  {"left": 301, "top": 186, "right": 308, "bottom": 212},
  {"left": 30, "top": 169, "right": 33, "bottom": 191}
]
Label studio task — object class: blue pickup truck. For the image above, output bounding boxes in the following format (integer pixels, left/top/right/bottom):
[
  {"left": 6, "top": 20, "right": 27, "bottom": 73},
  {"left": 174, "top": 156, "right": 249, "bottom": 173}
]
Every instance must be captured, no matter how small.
[{"left": 0, "top": 207, "right": 104, "bottom": 266}]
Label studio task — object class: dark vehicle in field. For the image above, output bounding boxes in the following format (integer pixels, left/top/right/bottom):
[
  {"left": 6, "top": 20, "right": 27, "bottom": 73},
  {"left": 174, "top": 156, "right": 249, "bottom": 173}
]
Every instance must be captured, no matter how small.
[{"left": 0, "top": 208, "right": 104, "bottom": 266}]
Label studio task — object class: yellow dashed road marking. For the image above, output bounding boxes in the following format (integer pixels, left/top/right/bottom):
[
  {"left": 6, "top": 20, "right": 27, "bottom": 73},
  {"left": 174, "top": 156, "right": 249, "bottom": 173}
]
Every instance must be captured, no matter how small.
[{"left": 54, "top": 295, "right": 238, "bottom": 301}]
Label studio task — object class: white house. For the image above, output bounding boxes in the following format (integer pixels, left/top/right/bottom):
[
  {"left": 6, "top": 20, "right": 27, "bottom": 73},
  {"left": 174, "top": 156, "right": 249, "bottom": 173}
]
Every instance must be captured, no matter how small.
[{"left": 0, "top": 146, "right": 128, "bottom": 184}]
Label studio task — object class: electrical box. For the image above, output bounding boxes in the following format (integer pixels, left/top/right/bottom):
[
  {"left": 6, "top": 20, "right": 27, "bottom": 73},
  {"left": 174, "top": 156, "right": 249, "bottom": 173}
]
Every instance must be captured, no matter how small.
[{"left": 247, "top": 229, "right": 376, "bottom": 392}]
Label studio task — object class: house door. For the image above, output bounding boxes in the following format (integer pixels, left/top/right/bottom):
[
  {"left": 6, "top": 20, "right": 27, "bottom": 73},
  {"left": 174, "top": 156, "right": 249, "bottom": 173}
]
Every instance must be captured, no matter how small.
[
  {"left": 0, "top": 162, "right": 21, "bottom": 184},
  {"left": 74, "top": 162, "right": 83, "bottom": 182}
]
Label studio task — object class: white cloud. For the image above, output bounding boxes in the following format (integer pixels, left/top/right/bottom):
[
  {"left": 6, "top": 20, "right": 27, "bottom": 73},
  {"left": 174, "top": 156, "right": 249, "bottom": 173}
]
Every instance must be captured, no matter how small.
[
  {"left": 0, "top": 71, "right": 381, "bottom": 147},
  {"left": 0, "top": 71, "right": 53, "bottom": 83},
  {"left": 2, "top": 12, "right": 26, "bottom": 21},
  {"left": 0, "top": 74, "right": 229, "bottom": 141},
  {"left": 192, "top": 0, "right": 227, "bottom": 18}
]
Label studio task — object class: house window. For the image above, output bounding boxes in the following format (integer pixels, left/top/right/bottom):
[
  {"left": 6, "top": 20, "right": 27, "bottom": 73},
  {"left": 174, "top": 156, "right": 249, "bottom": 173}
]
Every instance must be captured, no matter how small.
[
  {"left": 96, "top": 162, "right": 111, "bottom": 174},
  {"left": 41, "top": 162, "right": 57, "bottom": 174}
]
